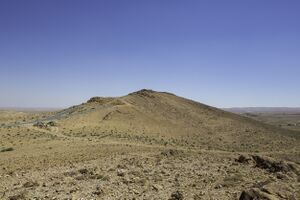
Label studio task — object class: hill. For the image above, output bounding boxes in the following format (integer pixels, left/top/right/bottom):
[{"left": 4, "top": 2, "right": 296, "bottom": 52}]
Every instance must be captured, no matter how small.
[{"left": 55, "top": 89, "right": 299, "bottom": 152}]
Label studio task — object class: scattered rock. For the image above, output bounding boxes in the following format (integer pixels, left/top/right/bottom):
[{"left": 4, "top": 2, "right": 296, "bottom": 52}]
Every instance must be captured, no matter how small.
[
  {"left": 161, "top": 149, "right": 181, "bottom": 157},
  {"left": 152, "top": 184, "right": 163, "bottom": 191},
  {"left": 287, "top": 123, "right": 296, "bottom": 127},
  {"left": 93, "top": 186, "right": 104, "bottom": 196},
  {"left": 47, "top": 121, "right": 57, "bottom": 126},
  {"left": 236, "top": 155, "right": 251, "bottom": 164},
  {"left": 63, "top": 170, "right": 77, "bottom": 177},
  {"left": 87, "top": 97, "right": 114, "bottom": 104},
  {"left": 33, "top": 121, "right": 57, "bottom": 128},
  {"left": 129, "top": 89, "right": 156, "bottom": 98},
  {"left": 252, "top": 155, "right": 295, "bottom": 173},
  {"left": 23, "top": 181, "right": 39, "bottom": 188},
  {"left": 8, "top": 193, "right": 25, "bottom": 200},
  {"left": 239, "top": 188, "right": 279, "bottom": 200},
  {"left": 193, "top": 192, "right": 205, "bottom": 199},
  {"left": 117, "top": 169, "right": 126, "bottom": 177},
  {"left": 75, "top": 175, "right": 85, "bottom": 181},
  {"left": 169, "top": 191, "right": 184, "bottom": 200},
  {"left": 0, "top": 147, "right": 14, "bottom": 153},
  {"left": 33, "top": 122, "right": 47, "bottom": 128},
  {"left": 78, "top": 168, "right": 89, "bottom": 174}
]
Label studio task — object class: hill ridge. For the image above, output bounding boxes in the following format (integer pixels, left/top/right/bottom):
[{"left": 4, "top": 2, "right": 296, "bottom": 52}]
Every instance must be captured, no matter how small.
[{"left": 51, "top": 89, "right": 300, "bottom": 153}]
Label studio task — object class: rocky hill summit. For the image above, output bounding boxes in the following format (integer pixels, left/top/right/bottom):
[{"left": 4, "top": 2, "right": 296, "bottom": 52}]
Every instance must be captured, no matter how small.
[{"left": 54, "top": 89, "right": 300, "bottom": 153}]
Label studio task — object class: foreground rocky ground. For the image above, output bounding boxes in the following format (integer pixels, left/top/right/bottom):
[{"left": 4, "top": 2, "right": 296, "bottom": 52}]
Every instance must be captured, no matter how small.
[{"left": 1, "top": 134, "right": 299, "bottom": 199}]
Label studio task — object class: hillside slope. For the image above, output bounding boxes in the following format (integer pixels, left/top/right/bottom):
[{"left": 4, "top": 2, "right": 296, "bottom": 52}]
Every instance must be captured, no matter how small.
[{"left": 55, "top": 89, "right": 299, "bottom": 153}]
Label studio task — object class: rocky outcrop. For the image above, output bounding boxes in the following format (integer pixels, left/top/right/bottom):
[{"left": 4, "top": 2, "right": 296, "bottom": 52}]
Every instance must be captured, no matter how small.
[
  {"left": 235, "top": 154, "right": 298, "bottom": 174},
  {"left": 252, "top": 155, "right": 296, "bottom": 173},
  {"left": 87, "top": 97, "right": 115, "bottom": 104},
  {"left": 239, "top": 188, "right": 279, "bottom": 200},
  {"left": 129, "top": 89, "right": 156, "bottom": 98}
]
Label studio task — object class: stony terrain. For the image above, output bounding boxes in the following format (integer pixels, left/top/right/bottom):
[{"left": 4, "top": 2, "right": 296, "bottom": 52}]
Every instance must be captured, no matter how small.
[{"left": 0, "top": 89, "right": 299, "bottom": 199}]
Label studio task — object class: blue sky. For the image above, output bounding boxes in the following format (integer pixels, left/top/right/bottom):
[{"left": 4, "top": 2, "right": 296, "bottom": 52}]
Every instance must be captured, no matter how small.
[{"left": 0, "top": 0, "right": 299, "bottom": 108}]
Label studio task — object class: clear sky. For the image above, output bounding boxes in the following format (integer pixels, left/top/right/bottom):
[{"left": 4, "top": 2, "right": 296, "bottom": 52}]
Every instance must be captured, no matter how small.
[{"left": 0, "top": 0, "right": 299, "bottom": 108}]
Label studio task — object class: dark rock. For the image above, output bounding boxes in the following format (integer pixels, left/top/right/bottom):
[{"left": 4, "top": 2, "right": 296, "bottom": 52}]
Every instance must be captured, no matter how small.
[
  {"left": 87, "top": 97, "right": 114, "bottom": 104},
  {"left": 117, "top": 169, "right": 126, "bottom": 177},
  {"left": 63, "top": 170, "right": 77, "bottom": 177},
  {"left": 252, "top": 155, "right": 295, "bottom": 173},
  {"left": 93, "top": 186, "right": 104, "bottom": 196},
  {"left": 129, "top": 89, "right": 156, "bottom": 98},
  {"left": 239, "top": 188, "right": 278, "bottom": 200},
  {"left": 47, "top": 121, "right": 57, "bottom": 126},
  {"left": 0, "top": 147, "right": 14, "bottom": 153},
  {"left": 78, "top": 168, "right": 89, "bottom": 174},
  {"left": 236, "top": 155, "right": 251, "bottom": 164},
  {"left": 161, "top": 149, "right": 181, "bottom": 157},
  {"left": 239, "top": 190, "right": 255, "bottom": 200},
  {"left": 33, "top": 121, "right": 47, "bottom": 128},
  {"left": 169, "top": 191, "right": 184, "bottom": 200},
  {"left": 8, "top": 193, "right": 25, "bottom": 200},
  {"left": 152, "top": 184, "right": 163, "bottom": 191},
  {"left": 23, "top": 181, "right": 39, "bottom": 188},
  {"left": 75, "top": 175, "right": 85, "bottom": 180}
]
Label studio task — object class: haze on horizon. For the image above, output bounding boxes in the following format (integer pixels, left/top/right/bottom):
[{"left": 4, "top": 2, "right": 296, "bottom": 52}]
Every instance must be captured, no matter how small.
[{"left": 1, "top": 0, "right": 300, "bottom": 108}]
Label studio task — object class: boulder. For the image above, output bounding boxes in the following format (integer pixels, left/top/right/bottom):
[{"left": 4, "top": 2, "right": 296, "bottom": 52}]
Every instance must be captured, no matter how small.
[
  {"left": 239, "top": 188, "right": 279, "bottom": 200},
  {"left": 47, "top": 121, "right": 57, "bottom": 126},
  {"left": 236, "top": 155, "right": 251, "bottom": 164},
  {"left": 33, "top": 121, "right": 47, "bottom": 128},
  {"left": 169, "top": 191, "right": 184, "bottom": 200},
  {"left": 252, "top": 155, "right": 295, "bottom": 173}
]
